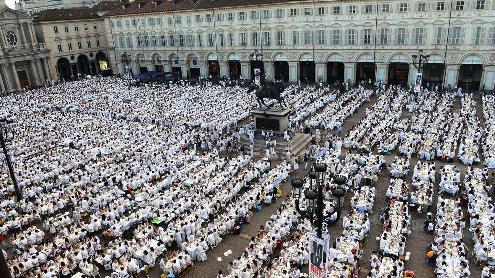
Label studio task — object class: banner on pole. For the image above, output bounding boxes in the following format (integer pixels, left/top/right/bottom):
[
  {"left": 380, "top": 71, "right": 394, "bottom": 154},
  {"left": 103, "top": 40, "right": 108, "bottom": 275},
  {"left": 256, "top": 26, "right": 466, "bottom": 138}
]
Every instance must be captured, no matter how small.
[
  {"left": 414, "top": 72, "right": 422, "bottom": 93},
  {"left": 308, "top": 232, "right": 330, "bottom": 278}
]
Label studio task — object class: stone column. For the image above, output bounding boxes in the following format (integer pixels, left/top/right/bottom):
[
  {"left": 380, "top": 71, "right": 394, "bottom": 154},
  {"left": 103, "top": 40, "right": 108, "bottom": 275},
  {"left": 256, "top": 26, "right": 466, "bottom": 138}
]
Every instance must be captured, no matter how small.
[
  {"left": 219, "top": 61, "right": 227, "bottom": 77},
  {"left": 10, "top": 62, "right": 21, "bottom": 91},
  {"left": 180, "top": 61, "right": 188, "bottom": 79},
  {"left": 200, "top": 61, "right": 208, "bottom": 77},
  {"left": 444, "top": 64, "right": 460, "bottom": 88},
  {"left": 0, "top": 66, "right": 5, "bottom": 92},
  {"left": 42, "top": 58, "right": 52, "bottom": 81},
  {"left": 30, "top": 59, "right": 40, "bottom": 85},
  {"left": 375, "top": 63, "right": 389, "bottom": 83},
  {"left": 481, "top": 66, "right": 495, "bottom": 91},
  {"left": 288, "top": 62, "right": 298, "bottom": 82},
  {"left": 315, "top": 62, "right": 326, "bottom": 83},
  {"left": 263, "top": 61, "right": 274, "bottom": 80},
  {"left": 18, "top": 23, "right": 27, "bottom": 47},
  {"left": 241, "top": 61, "right": 250, "bottom": 79},
  {"left": 344, "top": 62, "right": 355, "bottom": 84},
  {"left": 409, "top": 64, "right": 418, "bottom": 88}
]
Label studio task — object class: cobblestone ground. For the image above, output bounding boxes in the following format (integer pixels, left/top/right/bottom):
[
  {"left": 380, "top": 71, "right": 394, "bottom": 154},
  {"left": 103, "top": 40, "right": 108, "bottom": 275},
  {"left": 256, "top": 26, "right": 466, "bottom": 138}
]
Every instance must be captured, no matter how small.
[{"left": 158, "top": 91, "right": 486, "bottom": 278}]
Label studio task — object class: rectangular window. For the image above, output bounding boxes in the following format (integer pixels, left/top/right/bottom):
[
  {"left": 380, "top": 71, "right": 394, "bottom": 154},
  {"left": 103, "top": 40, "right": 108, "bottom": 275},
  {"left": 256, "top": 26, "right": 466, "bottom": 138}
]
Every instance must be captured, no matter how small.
[
  {"left": 148, "top": 18, "right": 155, "bottom": 25},
  {"left": 197, "top": 34, "right": 202, "bottom": 47},
  {"left": 292, "top": 30, "right": 299, "bottom": 45},
  {"left": 77, "top": 41, "right": 82, "bottom": 49},
  {"left": 417, "top": 2, "right": 426, "bottom": 11},
  {"left": 414, "top": 27, "right": 426, "bottom": 44},
  {"left": 436, "top": 2, "right": 446, "bottom": 10},
  {"left": 57, "top": 44, "right": 62, "bottom": 52},
  {"left": 434, "top": 27, "right": 445, "bottom": 44},
  {"left": 474, "top": 26, "right": 484, "bottom": 44},
  {"left": 175, "top": 16, "right": 181, "bottom": 24},
  {"left": 160, "top": 35, "right": 166, "bottom": 47},
  {"left": 169, "top": 35, "right": 175, "bottom": 46},
  {"left": 363, "top": 29, "right": 371, "bottom": 44},
  {"left": 276, "top": 9, "right": 284, "bottom": 18},
  {"left": 333, "top": 6, "right": 341, "bottom": 14},
  {"left": 397, "top": 27, "right": 407, "bottom": 44},
  {"left": 449, "top": 26, "right": 464, "bottom": 44},
  {"left": 476, "top": 0, "right": 485, "bottom": 9},
  {"left": 382, "top": 3, "right": 390, "bottom": 12},
  {"left": 380, "top": 28, "right": 390, "bottom": 44},
  {"left": 156, "top": 18, "right": 162, "bottom": 25},
  {"left": 228, "top": 33, "right": 234, "bottom": 46},
  {"left": 87, "top": 40, "right": 92, "bottom": 48},
  {"left": 68, "top": 43, "right": 72, "bottom": 51},
  {"left": 196, "top": 15, "right": 202, "bottom": 22},
  {"left": 186, "top": 35, "right": 194, "bottom": 47},
  {"left": 399, "top": 3, "right": 408, "bottom": 12},
  {"left": 290, "top": 8, "right": 298, "bottom": 16},
  {"left": 65, "top": 26, "right": 69, "bottom": 32},
  {"left": 144, "top": 35, "right": 150, "bottom": 47},
  {"left": 239, "top": 12, "right": 246, "bottom": 20},
  {"left": 304, "top": 8, "right": 312, "bottom": 15},
  {"left": 207, "top": 34, "right": 214, "bottom": 46},
  {"left": 318, "top": 30, "right": 325, "bottom": 44},
  {"left": 216, "top": 14, "right": 223, "bottom": 22},
  {"left": 251, "top": 11, "right": 259, "bottom": 19},
  {"left": 219, "top": 33, "right": 225, "bottom": 47},
  {"left": 263, "top": 10, "right": 271, "bottom": 19},
  {"left": 277, "top": 31, "right": 284, "bottom": 45},
  {"left": 347, "top": 29, "right": 356, "bottom": 44},
  {"left": 303, "top": 30, "right": 312, "bottom": 45},
  {"left": 455, "top": 1, "right": 464, "bottom": 10},
  {"left": 151, "top": 36, "right": 158, "bottom": 47},
  {"left": 240, "top": 33, "right": 247, "bottom": 46},
  {"left": 365, "top": 5, "right": 373, "bottom": 13},
  {"left": 263, "top": 31, "right": 270, "bottom": 46},
  {"left": 127, "top": 36, "right": 133, "bottom": 48},
  {"left": 318, "top": 7, "right": 325, "bottom": 15},
  {"left": 348, "top": 5, "right": 356, "bottom": 14},
  {"left": 54, "top": 26, "right": 58, "bottom": 33},
  {"left": 332, "top": 30, "right": 341, "bottom": 44},
  {"left": 96, "top": 40, "right": 99, "bottom": 47},
  {"left": 252, "top": 32, "right": 258, "bottom": 46},
  {"left": 74, "top": 26, "right": 79, "bottom": 32},
  {"left": 489, "top": 27, "right": 495, "bottom": 44},
  {"left": 206, "top": 14, "right": 212, "bottom": 22},
  {"left": 228, "top": 13, "right": 233, "bottom": 21},
  {"left": 187, "top": 16, "right": 192, "bottom": 23}
]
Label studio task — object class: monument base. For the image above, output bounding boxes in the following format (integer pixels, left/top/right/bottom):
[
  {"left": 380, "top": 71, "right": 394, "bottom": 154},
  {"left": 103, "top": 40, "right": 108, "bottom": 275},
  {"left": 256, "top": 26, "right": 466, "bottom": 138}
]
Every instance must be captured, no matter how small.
[{"left": 252, "top": 108, "right": 290, "bottom": 133}]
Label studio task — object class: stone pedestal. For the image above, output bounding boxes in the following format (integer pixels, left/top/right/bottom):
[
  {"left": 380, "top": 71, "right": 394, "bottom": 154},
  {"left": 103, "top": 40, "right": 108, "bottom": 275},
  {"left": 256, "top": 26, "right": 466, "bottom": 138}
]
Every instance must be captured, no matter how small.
[{"left": 252, "top": 107, "right": 290, "bottom": 133}]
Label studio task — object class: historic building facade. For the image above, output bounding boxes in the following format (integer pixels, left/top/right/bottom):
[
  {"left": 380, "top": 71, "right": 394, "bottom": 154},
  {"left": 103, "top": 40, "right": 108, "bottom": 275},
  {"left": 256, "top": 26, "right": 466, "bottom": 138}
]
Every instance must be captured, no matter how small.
[
  {"left": 34, "top": 3, "right": 117, "bottom": 80},
  {"left": 105, "top": 0, "right": 495, "bottom": 90},
  {"left": 0, "top": 1, "right": 50, "bottom": 92}
]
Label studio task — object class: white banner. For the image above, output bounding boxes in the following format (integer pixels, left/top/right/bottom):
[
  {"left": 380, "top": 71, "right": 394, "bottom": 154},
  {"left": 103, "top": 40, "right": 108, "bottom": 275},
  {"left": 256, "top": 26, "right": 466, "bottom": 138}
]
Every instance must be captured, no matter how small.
[{"left": 308, "top": 232, "right": 330, "bottom": 278}]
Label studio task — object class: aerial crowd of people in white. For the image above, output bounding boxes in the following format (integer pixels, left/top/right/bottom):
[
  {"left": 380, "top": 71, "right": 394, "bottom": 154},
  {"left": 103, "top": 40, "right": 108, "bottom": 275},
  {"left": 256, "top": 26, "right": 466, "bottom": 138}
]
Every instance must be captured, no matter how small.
[{"left": 0, "top": 76, "right": 494, "bottom": 278}]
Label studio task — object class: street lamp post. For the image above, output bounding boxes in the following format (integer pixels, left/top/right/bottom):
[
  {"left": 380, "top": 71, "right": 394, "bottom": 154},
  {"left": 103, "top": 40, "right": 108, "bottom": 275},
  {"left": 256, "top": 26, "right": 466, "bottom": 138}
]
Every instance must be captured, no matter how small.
[
  {"left": 0, "top": 117, "right": 21, "bottom": 203},
  {"left": 249, "top": 50, "right": 264, "bottom": 86},
  {"left": 412, "top": 49, "right": 430, "bottom": 92},
  {"left": 291, "top": 163, "right": 347, "bottom": 238}
]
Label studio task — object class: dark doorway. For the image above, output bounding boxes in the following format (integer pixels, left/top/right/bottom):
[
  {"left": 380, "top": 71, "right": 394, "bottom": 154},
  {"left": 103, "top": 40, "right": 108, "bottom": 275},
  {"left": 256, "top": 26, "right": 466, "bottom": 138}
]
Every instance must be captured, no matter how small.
[
  {"left": 57, "top": 58, "right": 71, "bottom": 80},
  {"left": 190, "top": 68, "right": 200, "bottom": 79},
  {"left": 458, "top": 64, "right": 483, "bottom": 91},
  {"left": 422, "top": 64, "right": 444, "bottom": 89},
  {"left": 172, "top": 67, "right": 182, "bottom": 79},
  {"left": 95, "top": 52, "right": 108, "bottom": 73},
  {"left": 140, "top": 67, "right": 148, "bottom": 74},
  {"left": 77, "top": 55, "right": 90, "bottom": 76},
  {"left": 327, "top": 62, "right": 344, "bottom": 84},
  {"left": 229, "top": 61, "right": 241, "bottom": 80},
  {"left": 356, "top": 62, "right": 375, "bottom": 83},
  {"left": 388, "top": 63, "right": 409, "bottom": 86},
  {"left": 208, "top": 61, "right": 220, "bottom": 77},
  {"left": 299, "top": 61, "right": 315, "bottom": 83},
  {"left": 17, "top": 70, "right": 29, "bottom": 88},
  {"left": 274, "top": 61, "right": 289, "bottom": 82},
  {"left": 250, "top": 61, "right": 264, "bottom": 81},
  {"left": 155, "top": 65, "right": 164, "bottom": 72}
]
